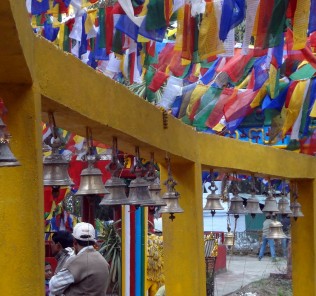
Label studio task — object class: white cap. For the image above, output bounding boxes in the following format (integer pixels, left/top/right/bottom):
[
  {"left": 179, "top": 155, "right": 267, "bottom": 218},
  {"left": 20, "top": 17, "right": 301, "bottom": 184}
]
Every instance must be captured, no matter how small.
[{"left": 73, "top": 222, "right": 96, "bottom": 242}]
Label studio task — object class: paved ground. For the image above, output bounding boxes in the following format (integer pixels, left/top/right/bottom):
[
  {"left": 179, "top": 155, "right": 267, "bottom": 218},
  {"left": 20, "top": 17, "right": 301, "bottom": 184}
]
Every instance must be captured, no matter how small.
[{"left": 214, "top": 255, "right": 288, "bottom": 296}]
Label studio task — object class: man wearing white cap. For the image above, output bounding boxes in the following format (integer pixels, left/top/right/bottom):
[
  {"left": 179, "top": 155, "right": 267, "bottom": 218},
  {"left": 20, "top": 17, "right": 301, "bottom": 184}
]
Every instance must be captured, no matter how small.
[{"left": 49, "top": 222, "right": 110, "bottom": 295}]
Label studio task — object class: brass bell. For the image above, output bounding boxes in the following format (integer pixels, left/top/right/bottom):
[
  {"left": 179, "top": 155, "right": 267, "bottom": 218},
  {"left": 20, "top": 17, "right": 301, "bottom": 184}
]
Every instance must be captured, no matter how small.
[
  {"left": 266, "top": 220, "right": 287, "bottom": 239},
  {"left": 158, "top": 156, "right": 184, "bottom": 221},
  {"left": 227, "top": 194, "right": 247, "bottom": 218},
  {"left": 245, "top": 194, "right": 262, "bottom": 218},
  {"left": 262, "top": 194, "right": 279, "bottom": 215},
  {"left": 224, "top": 231, "right": 234, "bottom": 247},
  {"left": 145, "top": 153, "right": 166, "bottom": 206},
  {"left": 0, "top": 117, "right": 20, "bottom": 167},
  {"left": 204, "top": 182, "right": 224, "bottom": 216},
  {"left": 158, "top": 191, "right": 184, "bottom": 221},
  {"left": 75, "top": 158, "right": 109, "bottom": 196},
  {"left": 100, "top": 177, "right": 132, "bottom": 206},
  {"left": 148, "top": 180, "right": 167, "bottom": 206},
  {"left": 43, "top": 152, "right": 74, "bottom": 187},
  {"left": 278, "top": 196, "right": 292, "bottom": 216},
  {"left": 290, "top": 200, "right": 304, "bottom": 221},
  {"left": 128, "top": 176, "right": 156, "bottom": 207}
]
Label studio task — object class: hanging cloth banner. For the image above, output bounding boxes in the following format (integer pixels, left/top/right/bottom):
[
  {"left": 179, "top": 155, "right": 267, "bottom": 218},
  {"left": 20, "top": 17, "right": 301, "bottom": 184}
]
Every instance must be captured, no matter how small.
[
  {"left": 264, "top": 0, "right": 289, "bottom": 48},
  {"left": 186, "top": 84, "right": 209, "bottom": 120},
  {"left": 219, "top": 0, "right": 246, "bottom": 42},
  {"left": 116, "top": 15, "right": 139, "bottom": 41},
  {"left": 182, "top": 4, "right": 195, "bottom": 60},
  {"left": 268, "top": 36, "right": 284, "bottom": 98},
  {"left": 282, "top": 80, "right": 309, "bottom": 136},
  {"left": 308, "top": 0, "right": 316, "bottom": 34},
  {"left": 31, "top": 0, "right": 50, "bottom": 15},
  {"left": 242, "top": 0, "right": 260, "bottom": 54},
  {"left": 299, "top": 79, "right": 315, "bottom": 136},
  {"left": 292, "top": 0, "right": 310, "bottom": 50},
  {"left": 193, "top": 87, "right": 223, "bottom": 128},
  {"left": 253, "top": 0, "right": 274, "bottom": 49},
  {"left": 198, "top": 1, "right": 224, "bottom": 60},
  {"left": 261, "top": 84, "right": 290, "bottom": 111},
  {"left": 118, "top": 0, "right": 145, "bottom": 26},
  {"left": 148, "top": 71, "right": 169, "bottom": 92},
  {"left": 224, "top": 89, "right": 259, "bottom": 122},
  {"left": 290, "top": 80, "right": 310, "bottom": 140},
  {"left": 206, "top": 88, "right": 236, "bottom": 128},
  {"left": 219, "top": 50, "right": 253, "bottom": 83},
  {"left": 174, "top": 6, "right": 184, "bottom": 51}
]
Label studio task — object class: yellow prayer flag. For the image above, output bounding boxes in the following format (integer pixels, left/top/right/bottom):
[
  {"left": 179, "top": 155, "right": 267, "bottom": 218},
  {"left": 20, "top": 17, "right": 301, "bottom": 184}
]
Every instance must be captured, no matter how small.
[
  {"left": 269, "top": 64, "right": 278, "bottom": 98},
  {"left": 58, "top": 23, "right": 65, "bottom": 49},
  {"left": 250, "top": 82, "right": 267, "bottom": 108},
  {"left": 292, "top": 0, "right": 310, "bottom": 50},
  {"left": 85, "top": 13, "right": 94, "bottom": 34},
  {"left": 175, "top": 6, "right": 184, "bottom": 51},
  {"left": 186, "top": 84, "right": 209, "bottom": 116},
  {"left": 282, "top": 80, "right": 308, "bottom": 136},
  {"left": 310, "top": 100, "right": 316, "bottom": 117},
  {"left": 212, "top": 122, "right": 225, "bottom": 132}
]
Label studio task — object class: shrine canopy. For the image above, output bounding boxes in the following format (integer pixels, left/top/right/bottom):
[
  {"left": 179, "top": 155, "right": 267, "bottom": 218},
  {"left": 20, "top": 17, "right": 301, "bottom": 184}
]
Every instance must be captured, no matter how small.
[{"left": 28, "top": 0, "right": 316, "bottom": 155}]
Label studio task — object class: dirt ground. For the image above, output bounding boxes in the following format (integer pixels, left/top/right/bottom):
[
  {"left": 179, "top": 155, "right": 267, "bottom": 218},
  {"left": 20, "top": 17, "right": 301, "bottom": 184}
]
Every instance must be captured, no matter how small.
[{"left": 226, "top": 276, "right": 292, "bottom": 296}]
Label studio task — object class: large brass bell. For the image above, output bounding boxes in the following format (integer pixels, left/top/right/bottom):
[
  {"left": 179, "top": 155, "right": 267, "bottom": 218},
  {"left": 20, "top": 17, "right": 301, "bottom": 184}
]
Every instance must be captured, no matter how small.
[
  {"left": 100, "top": 177, "right": 132, "bottom": 205},
  {"left": 278, "top": 196, "right": 292, "bottom": 216},
  {"left": 262, "top": 193, "right": 279, "bottom": 215},
  {"left": 0, "top": 117, "right": 20, "bottom": 167},
  {"left": 290, "top": 200, "right": 304, "bottom": 221},
  {"left": 76, "top": 158, "right": 109, "bottom": 196},
  {"left": 227, "top": 194, "right": 247, "bottom": 218},
  {"left": 245, "top": 194, "right": 262, "bottom": 218},
  {"left": 266, "top": 220, "right": 287, "bottom": 239},
  {"left": 204, "top": 182, "right": 224, "bottom": 216}
]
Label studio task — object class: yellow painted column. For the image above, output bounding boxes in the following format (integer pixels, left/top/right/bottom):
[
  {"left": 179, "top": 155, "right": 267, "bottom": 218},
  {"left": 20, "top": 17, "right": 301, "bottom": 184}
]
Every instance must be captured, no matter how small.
[
  {"left": 160, "top": 160, "right": 206, "bottom": 295},
  {"left": 292, "top": 179, "right": 316, "bottom": 295},
  {"left": 0, "top": 86, "right": 44, "bottom": 295}
]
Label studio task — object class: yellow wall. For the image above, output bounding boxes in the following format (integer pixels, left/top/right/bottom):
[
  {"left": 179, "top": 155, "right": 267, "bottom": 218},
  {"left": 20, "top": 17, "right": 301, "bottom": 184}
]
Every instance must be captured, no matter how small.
[{"left": 0, "top": 0, "right": 315, "bottom": 295}]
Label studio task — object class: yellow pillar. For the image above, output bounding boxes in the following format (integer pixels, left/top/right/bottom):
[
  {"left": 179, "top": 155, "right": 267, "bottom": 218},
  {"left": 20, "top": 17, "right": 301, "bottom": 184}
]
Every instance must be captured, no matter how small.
[
  {"left": 161, "top": 160, "right": 206, "bottom": 295},
  {"left": 291, "top": 179, "right": 316, "bottom": 295},
  {"left": 0, "top": 86, "right": 44, "bottom": 295}
]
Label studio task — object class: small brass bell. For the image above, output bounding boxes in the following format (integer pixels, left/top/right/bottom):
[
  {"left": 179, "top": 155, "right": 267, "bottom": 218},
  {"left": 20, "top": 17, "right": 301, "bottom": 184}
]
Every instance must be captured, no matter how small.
[
  {"left": 204, "top": 182, "right": 224, "bottom": 216},
  {"left": 262, "top": 194, "right": 279, "bottom": 215},
  {"left": 290, "top": 200, "right": 304, "bottom": 221},
  {"left": 100, "top": 177, "right": 131, "bottom": 206},
  {"left": 266, "top": 220, "right": 287, "bottom": 239},
  {"left": 245, "top": 194, "right": 262, "bottom": 218},
  {"left": 278, "top": 196, "right": 292, "bottom": 216},
  {"left": 0, "top": 117, "right": 20, "bottom": 167},
  {"left": 158, "top": 191, "right": 184, "bottom": 221},
  {"left": 224, "top": 231, "right": 234, "bottom": 247},
  {"left": 76, "top": 157, "right": 109, "bottom": 196},
  {"left": 158, "top": 156, "right": 184, "bottom": 221},
  {"left": 227, "top": 194, "right": 247, "bottom": 218}
]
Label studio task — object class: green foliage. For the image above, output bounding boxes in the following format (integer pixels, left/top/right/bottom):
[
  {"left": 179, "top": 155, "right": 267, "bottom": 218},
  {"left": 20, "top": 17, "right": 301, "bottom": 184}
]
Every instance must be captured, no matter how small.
[{"left": 99, "top": 221, "right": 122, "bottom": 295}]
